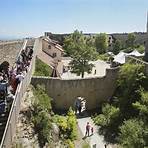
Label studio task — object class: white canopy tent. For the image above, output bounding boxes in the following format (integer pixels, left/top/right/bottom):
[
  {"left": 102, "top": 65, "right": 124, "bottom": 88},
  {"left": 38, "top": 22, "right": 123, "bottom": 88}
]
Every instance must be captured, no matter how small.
[
  {"left": 113, "top": 50, "right": 145, "bottom": 64},
  {"left": 113, "top": 51, "right": 127, "bottom": 64},
  {"left": 127, "top": 49, "right": 144, "bottom": 57}
]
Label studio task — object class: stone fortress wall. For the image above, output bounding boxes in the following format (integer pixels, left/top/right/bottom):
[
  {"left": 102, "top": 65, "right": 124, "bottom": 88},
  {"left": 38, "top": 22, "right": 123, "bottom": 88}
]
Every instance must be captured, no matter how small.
[
  {"left": 31, "top": 67, "right": 119, "bottom": 110},
  {"left": 0, "top": 40, "right": 24, "bottom": 66}
]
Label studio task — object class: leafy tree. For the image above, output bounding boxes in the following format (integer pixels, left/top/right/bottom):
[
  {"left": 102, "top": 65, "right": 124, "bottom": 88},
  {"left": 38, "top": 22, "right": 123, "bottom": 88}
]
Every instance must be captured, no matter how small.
[
  {"left": 112, "top": 39, "right": 122, "bottom": 54},
  {"left": 63, "top": 30, "right": 97, "bottom": 78},
  {"left": 92, "top": 63, "right": 148, "bottom": 145},
  {"left": 115, "top": 63, "right": 146, "bottom": 118},
  {"left": 93, "top": 104, "right": 119, "bottom": 127},
  {"left": 33, "top": 85, "right": 52, "bottom": 113},
  {"left": 32, "top": 111, "right": 52, "bottom": 146},
  {"left": 32, "top": 85, "right": 52, "bottom": 147},
  {"left": 119, "top": 119, "right": 145, "bottom": 148},
  {"left": 67, "top": 108, "right": 77, "bottom": 140},
  {"left": 133, "top": 89, "right": 148, "bottom": 121},
  {"left": 85, "top": 36, "right": 95, "bottom": 47},
  {"left": 126, "top": 33, "right": 136, "bottom": 49},
  {"left": 136, "top": 45, "right": 145, "bottom": 53},
  {"left": 93, "top": 103, "right": 120, "bottom": 142},
  {"left": 95, "top": 33, "right": 108, "bottom": 54},
  {"left": 53, "top": 108, "right": 77, "bottom": 141}
]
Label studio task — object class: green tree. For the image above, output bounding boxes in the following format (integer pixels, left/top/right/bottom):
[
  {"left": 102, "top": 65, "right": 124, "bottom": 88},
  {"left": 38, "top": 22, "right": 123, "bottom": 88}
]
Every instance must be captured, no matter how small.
[
  {"left": 119, "top": 119, "right": 145, "bottom": 148},
  {"left": 93, "top": 104, "right": 119, "bottom": 127},
  {"left": 112, "top": 39, "right": 122, "bottom": 54},
  {"left": 126, "top": 33, "right": 136, "bottom": 49},
  {"left": 63, "top": 30, "right": 97, "bottom": 78},
  {"left": 115, "top": 63, "right": 145, "bottom": 118},
  {"left": 95, "top": 33, "right": 108, "bottom": 54},
  {"left": 136, "top": 45, "right": 145, "bottom": 53},
  {"left": 133, "top": 89, "right": 148, "bottom": 121}
]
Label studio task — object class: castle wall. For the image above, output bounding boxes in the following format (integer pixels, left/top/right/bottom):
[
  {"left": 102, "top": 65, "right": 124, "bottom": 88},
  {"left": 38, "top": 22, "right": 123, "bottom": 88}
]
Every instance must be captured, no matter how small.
[{"left": 31, "top": 67, "right": 119, "bottom": 110}]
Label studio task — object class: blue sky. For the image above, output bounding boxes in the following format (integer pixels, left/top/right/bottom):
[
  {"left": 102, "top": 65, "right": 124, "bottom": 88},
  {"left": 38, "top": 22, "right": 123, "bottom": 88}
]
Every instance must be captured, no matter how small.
[{"left": 0, "top": 0, "right": 148, "bottom": 38}]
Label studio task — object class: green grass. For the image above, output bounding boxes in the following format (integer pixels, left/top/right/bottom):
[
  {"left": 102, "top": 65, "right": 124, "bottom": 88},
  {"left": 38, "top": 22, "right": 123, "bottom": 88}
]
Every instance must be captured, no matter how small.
[
  {"left": 34, "top": 58, "right": 52, "bottom": 76},
  {"left": 82, "top": 143, "right": 90, "bottom": 148}
]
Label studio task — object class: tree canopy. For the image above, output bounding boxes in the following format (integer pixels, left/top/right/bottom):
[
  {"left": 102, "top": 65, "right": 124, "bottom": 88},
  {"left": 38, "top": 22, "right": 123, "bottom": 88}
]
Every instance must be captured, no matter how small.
[
  {"left": 112, "top": 39, "right": 122, "bottom": 55},
  {"left": 63, "top": 30, "right": 97, "bottom": 78},
  {"left": 95, "top": 33, "right": 108, "bottom": 54},
  {"left": 126, "top": 33, "right": 136, "bottom": 49},
  {"left": 93, "top": 62, "right": 148, "bottom": 147}
]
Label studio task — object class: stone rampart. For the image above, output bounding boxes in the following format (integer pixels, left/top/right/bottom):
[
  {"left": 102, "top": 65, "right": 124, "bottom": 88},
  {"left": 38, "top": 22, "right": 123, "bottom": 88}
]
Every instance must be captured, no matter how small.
[{"left": 31, "top": 67, "right": 119, "bottom": 110}]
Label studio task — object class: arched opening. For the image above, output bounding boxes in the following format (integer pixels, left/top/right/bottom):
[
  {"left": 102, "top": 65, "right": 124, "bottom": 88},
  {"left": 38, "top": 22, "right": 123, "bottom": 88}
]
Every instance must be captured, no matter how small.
[{"left": 74, "top": 96, "right": 87, "bottom": 116}]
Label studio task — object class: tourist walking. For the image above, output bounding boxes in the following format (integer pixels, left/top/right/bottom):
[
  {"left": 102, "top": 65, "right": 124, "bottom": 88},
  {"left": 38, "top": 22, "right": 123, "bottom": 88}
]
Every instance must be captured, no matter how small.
[
  {"left": 91, "top": 126, "right": 94, "bottom": 135},
  {"left": 85, "top": 122, "right": 90, "bottom": 137},
  {"left": 78, "top": 102, "right": 82, "bottom": 115}
]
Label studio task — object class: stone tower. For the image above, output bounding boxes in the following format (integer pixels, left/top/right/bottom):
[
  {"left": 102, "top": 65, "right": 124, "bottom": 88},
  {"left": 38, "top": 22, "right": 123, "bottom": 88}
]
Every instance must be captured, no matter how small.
[{"left": 144, "top": 12, "right": 148, "bottom": 62}]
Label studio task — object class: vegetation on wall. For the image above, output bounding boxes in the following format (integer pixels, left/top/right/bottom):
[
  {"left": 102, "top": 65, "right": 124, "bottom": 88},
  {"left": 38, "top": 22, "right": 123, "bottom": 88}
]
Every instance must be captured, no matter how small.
[
  {"left": 31, "top": 85, "right": 52, "bottom": 147},
  {"left": 34, "top": 58, "right": 52, "bottom": 77},
  {"left": 31, "top": 85, "right": 78, "bottom": 148},
  {"left": 93, "top": 62, "right": 148, "bottom": 147}
]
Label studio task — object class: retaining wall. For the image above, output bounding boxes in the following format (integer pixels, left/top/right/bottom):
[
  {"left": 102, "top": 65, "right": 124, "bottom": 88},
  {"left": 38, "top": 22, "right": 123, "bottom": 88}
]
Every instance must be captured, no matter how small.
[{"left": 31, "top": 67, "right": 119, "bottom": 110}]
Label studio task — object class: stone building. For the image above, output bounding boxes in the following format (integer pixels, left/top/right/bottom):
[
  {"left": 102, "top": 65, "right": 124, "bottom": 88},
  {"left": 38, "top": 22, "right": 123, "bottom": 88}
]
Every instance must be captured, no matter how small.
[{"left": 42, "top": 37, "right": 64, "bottom": 61}]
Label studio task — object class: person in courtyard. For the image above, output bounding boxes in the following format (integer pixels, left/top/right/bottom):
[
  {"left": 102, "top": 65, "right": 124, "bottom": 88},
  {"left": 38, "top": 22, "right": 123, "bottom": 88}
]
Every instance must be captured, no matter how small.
[
  {"left": 75, "top": 100, "right": 79, "bottom": 114},
  {"left": 94, "top": 69, "right": 96, "bottom": 75},
  {"left": 104, "top": 144, "right": 107, "bottom": 148},
  {"left": 85, "top": 122, "right": 90, "bottom": 137},
  {"left": 78, "top": 101, "right": 82, "bottom": 115},
  {"left": 91, "top": 126, "right": 94, "bottom": 135}
]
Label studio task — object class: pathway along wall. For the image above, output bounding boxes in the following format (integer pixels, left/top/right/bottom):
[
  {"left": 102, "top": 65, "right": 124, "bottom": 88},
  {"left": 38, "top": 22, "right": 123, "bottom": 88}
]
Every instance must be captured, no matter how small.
[
  {"left": 31, "top": 67, "right": 119, "bottom": 110},
  {"left": 0, "top": 38, "right": 41, "bottom": 148}
]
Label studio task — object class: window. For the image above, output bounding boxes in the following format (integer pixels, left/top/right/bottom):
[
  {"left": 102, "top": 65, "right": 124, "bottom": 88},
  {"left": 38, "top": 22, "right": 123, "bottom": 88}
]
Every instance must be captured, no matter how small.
[
  {"left": 48, "top": 45, "right": 51, "bottom": 49},
  {"left": 53, "top": 53, "right": 57, "bottom": 57}
]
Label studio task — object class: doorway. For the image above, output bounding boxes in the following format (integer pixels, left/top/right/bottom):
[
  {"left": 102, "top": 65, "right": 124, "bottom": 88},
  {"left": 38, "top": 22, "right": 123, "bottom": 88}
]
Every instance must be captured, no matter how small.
[{"left": 74, "top": 96, "right": 86, "bottom": 115}]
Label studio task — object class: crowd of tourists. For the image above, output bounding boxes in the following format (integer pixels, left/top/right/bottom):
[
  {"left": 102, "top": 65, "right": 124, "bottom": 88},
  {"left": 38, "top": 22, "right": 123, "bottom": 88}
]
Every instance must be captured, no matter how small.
[{"left": 0, "top": 46, "right": 33, "bottom": 114}]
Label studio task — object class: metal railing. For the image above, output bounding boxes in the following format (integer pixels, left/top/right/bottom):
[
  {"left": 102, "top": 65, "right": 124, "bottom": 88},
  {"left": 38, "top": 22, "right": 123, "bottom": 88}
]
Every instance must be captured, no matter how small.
[{"left": 0, "top": 38, "right": 37, "bottom": 148}]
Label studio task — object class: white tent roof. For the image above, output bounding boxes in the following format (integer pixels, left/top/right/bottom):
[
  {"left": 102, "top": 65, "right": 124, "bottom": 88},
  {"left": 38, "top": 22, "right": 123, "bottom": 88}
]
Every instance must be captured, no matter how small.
[
  {"left": 107, "top": 52, "right": 114, "bottom": 56},
  {"left": 113, "top": 51, "right": 127, "bottom": 64},
  {"left": 127, "top": 49, "right": 144, "bottom": 57}
]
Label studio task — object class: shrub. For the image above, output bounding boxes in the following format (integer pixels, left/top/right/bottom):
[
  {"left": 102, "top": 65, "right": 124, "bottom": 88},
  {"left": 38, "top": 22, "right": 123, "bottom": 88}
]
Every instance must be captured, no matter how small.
[
  {"left": 31, "top": 85, "right": 52, "bottom": 147},
  {"left": 53, "top": 108, "right": 77, "bottom": 141},
  {"left": 33, "top": 85, "right": 52, "bottom": 113},
  {"left": 65, "top": 139, "right": 75, "bottom": 148},
  {"left": 119, "top": 119, "right": 145, "bottom": 148}
]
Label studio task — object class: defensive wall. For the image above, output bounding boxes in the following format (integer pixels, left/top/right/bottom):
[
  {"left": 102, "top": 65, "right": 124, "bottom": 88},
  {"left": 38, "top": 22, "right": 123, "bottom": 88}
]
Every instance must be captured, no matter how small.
[
  {"left": 31, "top": 67, "right": 119, "bottom": 110},
  {"left": 0, "top": 38, "right": 41, "bottom": 148}
]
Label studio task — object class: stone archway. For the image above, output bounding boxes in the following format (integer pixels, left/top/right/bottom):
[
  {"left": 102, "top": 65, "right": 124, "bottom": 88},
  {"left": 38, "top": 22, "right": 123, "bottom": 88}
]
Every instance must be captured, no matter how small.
[{"left": 74, "top": 96, "right": 87, "bottom": 115}]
